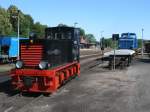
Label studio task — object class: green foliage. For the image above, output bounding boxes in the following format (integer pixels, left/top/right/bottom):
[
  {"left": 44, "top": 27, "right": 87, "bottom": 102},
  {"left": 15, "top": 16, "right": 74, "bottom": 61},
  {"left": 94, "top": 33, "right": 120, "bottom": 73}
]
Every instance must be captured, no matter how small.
[
  {"left": 100, "top": 38, "right": 115, "bottom": 48},
  {"left": 138, "top": 39, "right": 142, "bottom": 48},
  {"left": 58, "top": 24, "right": 68, "bottom": 27},
  {"left": 104, "top": 38, "right": 112, "bottom": 47},
  {"left": 79, "top": 28, "right": 97, "bottom": 43},
  {"left": 85, "top": 34, "right": 96, "bottom": 43},
  {"left": 7, "top": 5, "right": 19, "bottom": 35},
  {"left": 0, "top": 5, "right": 46, "bottom": 38},
  {"left": 32, "top": 22, "right": 47, "bottom": 38},
  {"left": 0, "top": 7, "right": 12, "bottom": 35},
  {"left": 79, "top": 28, "right": 85, "bottom": 36},
  {"left": 0, "top": 5, "right": 97, "bottom": 40}
]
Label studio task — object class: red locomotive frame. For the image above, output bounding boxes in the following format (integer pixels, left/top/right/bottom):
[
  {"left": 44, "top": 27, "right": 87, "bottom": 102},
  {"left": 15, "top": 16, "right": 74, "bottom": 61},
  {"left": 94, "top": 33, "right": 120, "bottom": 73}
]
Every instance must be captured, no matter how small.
[{"left": 11, "top": 62, "right": 80, "bottom": 93}]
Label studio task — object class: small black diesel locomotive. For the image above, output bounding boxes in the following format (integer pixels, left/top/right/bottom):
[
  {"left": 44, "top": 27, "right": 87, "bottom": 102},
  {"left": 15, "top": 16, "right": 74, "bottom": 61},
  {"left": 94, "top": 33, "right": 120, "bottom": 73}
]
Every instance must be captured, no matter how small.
[{"left": 10, "top": 26, "right": 80, "bottom": 93}]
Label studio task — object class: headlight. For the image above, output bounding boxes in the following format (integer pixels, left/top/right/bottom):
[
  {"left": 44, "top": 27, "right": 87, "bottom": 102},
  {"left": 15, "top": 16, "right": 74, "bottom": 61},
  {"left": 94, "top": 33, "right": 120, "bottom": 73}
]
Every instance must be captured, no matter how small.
[
  {"left": 39, "top": 61, "right": 48, "bottom": 70},
  {"left": 16, "top": 60, "right": 23, "bottom": 69}
]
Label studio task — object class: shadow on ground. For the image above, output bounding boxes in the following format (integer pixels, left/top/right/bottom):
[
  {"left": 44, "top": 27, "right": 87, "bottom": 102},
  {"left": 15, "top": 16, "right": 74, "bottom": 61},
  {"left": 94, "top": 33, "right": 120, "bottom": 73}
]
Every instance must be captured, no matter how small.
[
  {"left": 139, "top": 58, "right": 150, "bottom": 63},
  {"left": 0, "top": 80, "right": 41, "bottom": 97},
  {"left": 0, "top": 80, "right": 19, "bottom": 96}
]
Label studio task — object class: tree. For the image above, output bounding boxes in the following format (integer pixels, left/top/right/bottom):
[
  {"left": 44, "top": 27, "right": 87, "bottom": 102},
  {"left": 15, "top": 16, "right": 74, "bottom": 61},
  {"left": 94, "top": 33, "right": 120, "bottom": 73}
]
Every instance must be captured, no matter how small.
[
  {"left": 104, "top": 38, "right": 113, "bottom": 48},
  {"left": 7, "top": 5, "right": 19, "bottom": 35},
  {"left": 7, "top": 5, "right": 46, "bottom": 37},
  {"left": 2, "top": 5, "right": 87, "bottom": 38},
  {"left": 24, "top": 14, "right": 34, "bottom": 27},
  {"left": 20, "top": 14, "right": 34, "bottom": 37},
  {"left": 0, "top": 7, "right": 12, "bottom": 35},
  {"left": 32, "top": 22, "right": 47, "bottom": 38},
  {"left": 85, "top": 34, "right": 96, "bottom": 43},
  {"left": 99, "top": 38, "right": 114, "bottom": 48},
  {"left": 58, "top": 23, "right": 68, "bottom": 27},
  {"left": 7, "top": 5, "right": 31, "bottom": 37},
  {"left": 138, "top": 39, "right": 142, "bottom": 48},
  {"left": 79, "top": 28, "right": 85, "bottom": 36}
]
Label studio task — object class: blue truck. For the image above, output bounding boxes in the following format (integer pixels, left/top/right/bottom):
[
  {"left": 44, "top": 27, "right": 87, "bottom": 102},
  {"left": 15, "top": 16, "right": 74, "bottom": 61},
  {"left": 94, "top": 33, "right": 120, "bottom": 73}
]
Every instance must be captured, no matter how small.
[
  {"left": 118, "top": 33, "right": 138, "bottom": 49},
  {"left": 0, "top": 36, "right": 28, "bottom": 63}
]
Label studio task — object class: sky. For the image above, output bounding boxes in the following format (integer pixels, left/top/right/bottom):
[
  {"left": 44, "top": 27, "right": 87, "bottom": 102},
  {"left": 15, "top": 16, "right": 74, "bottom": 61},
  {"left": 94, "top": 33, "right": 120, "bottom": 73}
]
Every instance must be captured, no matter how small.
[{"left": 0, "top": 0, "right": 150, "bottom": 40}]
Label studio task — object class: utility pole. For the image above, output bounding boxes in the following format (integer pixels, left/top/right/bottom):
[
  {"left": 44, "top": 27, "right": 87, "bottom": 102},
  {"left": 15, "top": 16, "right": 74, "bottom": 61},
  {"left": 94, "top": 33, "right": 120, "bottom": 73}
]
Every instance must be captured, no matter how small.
[
  {"left": 12, "top": 10, "right": 20, "bottom": 60},
  {"left": 112, "top": 34, "right": 119, "bottom": 70},
  {"left": 141, "top": 28, "right": 144, "bottom": 57},
  {"left": 17, "top": 10, "right": 20, "bottom": 60},
  {"left": 100, "top": 31, "right": 104, "bottom": 39},
  {"left": 113, "top": 38, "right": 116, "bottom": 70},
  {"left": 100, "top": 31, "right": 104, "bottom": 51}
]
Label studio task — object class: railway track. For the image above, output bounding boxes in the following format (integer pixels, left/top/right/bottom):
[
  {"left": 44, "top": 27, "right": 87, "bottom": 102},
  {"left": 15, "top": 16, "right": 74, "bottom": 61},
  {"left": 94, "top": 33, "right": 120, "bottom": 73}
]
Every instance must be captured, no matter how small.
[
  {"left": 0, "top": 52, "right": 104, "bottom": 112},
  {"left": 0, "top": 79, "right": 43, "bottom": 112}
]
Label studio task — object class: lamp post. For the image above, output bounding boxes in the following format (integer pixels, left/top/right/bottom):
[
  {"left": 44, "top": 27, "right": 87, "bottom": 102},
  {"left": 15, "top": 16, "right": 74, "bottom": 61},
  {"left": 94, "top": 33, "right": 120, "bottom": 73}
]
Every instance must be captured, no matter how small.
[
  {"left": 100, "top": 31, "right": 104, "bottom": 46},
  {"left": 100, "top": 31, "right": 104, "bottom": 63},
  {"left": 74, "top": 22, "right": 78, "bottom": 28},
  {"left": 17, "top": 10, "right": 20, "bottom": 60},
  {"left": 141, "top": 28, "right": 144, "bottom": 57},
  {"left": 100, "top": 31, "right": 104, "bottom": 51},
  {"left": 12, "top": 10, "right": 20, "bottom": 60},
  {"left": 100, "top": 31, "right": 104, "bottom": 38}
]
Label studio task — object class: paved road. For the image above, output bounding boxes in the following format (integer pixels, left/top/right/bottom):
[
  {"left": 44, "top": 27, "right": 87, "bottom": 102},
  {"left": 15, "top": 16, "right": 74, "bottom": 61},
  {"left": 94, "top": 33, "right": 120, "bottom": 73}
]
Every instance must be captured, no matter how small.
[
  {"left": 0, "top": 72, "right": 10, "bottom": 83},
  {"left": 129, "top": 58, "right": 150, "bottom": 112},
  {"left": 0, "top": 55, "right": 101, "bottom": 112},
  {"left": 1, "top": 58, "right": 150, "bottom": 112},
  {"left": 9, "top": 58, "right": 150, "bottom": 112}
]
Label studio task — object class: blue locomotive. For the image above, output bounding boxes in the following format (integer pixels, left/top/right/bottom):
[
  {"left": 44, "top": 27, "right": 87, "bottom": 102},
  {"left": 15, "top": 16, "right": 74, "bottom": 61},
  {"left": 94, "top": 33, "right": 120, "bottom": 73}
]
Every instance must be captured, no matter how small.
[
  {"left": 0, "top": 36, "right": 27, "bottom": 63},
  {"left": 118, "top": 33, "right": 138, "bottom": 49}
]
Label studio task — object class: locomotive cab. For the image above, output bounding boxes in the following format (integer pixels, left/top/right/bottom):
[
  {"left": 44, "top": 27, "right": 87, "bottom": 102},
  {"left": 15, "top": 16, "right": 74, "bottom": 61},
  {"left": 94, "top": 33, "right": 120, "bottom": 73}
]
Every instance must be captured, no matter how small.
[
  {"left": 11, "top": 26, "right": 80, "bottom": 93},
  {"left": 118, "top": 33, "right": 138, "bottom": 50}
]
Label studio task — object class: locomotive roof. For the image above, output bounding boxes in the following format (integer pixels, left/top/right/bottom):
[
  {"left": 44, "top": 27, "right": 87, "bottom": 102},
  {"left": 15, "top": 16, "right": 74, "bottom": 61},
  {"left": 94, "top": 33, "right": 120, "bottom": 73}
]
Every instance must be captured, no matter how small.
[
  {"left": 46, "top": 26, "right": 76, "bottom": 30},
  {"left": 121, "top": 33, "right": 136, "bottom": 35}
]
